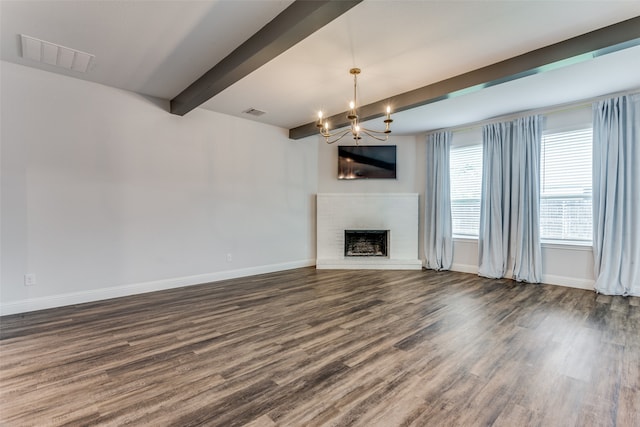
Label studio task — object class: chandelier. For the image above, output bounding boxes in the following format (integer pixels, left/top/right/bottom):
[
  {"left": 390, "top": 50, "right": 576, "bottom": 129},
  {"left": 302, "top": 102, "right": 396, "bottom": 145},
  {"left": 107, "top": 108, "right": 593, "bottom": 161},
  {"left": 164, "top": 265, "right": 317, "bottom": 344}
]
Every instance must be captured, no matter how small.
[{"left": 316, "top": 68, "right": 392, "bottom": 144}]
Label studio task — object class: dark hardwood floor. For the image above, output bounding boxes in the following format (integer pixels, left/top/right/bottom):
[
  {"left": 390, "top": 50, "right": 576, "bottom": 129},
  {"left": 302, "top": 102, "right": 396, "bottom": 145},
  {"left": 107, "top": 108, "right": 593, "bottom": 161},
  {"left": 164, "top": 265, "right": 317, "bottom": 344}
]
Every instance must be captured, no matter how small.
[{"left": 1, "top": 268, "right": 638, "bottom": 426}]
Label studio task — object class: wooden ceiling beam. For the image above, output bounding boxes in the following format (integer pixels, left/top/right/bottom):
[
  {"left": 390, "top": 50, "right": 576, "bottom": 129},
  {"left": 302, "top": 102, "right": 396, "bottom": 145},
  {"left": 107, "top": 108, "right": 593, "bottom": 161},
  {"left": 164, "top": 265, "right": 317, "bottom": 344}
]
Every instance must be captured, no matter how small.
[{"left": 170, "top": 0, "right": 362, "bottom": 116}]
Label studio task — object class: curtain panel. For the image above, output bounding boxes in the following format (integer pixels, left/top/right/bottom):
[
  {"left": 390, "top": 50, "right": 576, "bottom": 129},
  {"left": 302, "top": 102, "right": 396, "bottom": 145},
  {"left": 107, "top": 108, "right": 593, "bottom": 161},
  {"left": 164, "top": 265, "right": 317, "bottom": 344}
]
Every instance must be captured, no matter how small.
[
  {"left": 424, "top": 131, "right": 453, "bottom": 270},
  {"left": 592, "top": 94, "right": 640, "bottom": 296},
  {"left": 478, "top": 116, "right": 542, "bottom": 283},
  {"left": 510, "top": 116, "right": 543, "bottom": 283},
  {"left": 478, "top": 122, "right": 512, "bottom": 278}
]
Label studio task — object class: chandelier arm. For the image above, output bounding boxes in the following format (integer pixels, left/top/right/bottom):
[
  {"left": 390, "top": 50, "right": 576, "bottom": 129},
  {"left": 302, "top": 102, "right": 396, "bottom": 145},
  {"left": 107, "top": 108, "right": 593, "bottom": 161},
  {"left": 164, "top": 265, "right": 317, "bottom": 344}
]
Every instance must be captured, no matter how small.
[
  {"left": 321, "top": 127, "right": 352, "bottom": 138},
  {"left": 359, "top": 129, "right": 389, "bottom": 142},
  {"left": 324, "top": 129, "right": 352, "bottom": 144},
  {"left": 360, "top": 126, "right": 391, "bottom": 135}
]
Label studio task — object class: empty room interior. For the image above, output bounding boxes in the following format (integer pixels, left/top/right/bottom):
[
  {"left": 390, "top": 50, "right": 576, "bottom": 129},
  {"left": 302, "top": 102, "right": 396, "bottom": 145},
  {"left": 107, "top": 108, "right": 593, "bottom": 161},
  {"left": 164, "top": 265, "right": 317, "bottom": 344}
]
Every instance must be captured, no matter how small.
[{"left": 1, "top": 1, "right": 639, "bottom": 426}]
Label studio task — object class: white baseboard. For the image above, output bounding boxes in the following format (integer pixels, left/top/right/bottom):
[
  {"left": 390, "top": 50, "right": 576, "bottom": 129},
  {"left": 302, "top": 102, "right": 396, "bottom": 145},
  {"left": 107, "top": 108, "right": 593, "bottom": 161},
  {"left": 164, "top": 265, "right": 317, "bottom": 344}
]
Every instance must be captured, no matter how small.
[
  {"left": 541, "top": 274, "right": 594, "bottom": 291},
  {"left": 450, "top": 263, "right": 478, "bottom": 274},
  {"left": 0, "top": 259, "right": 316, "bottom": 316},
  {"left": 451, "top": 263, "right": 594, "bottom": 291},
  {"left": 2, "top": 259, "right": 597, "bottom": 316}
]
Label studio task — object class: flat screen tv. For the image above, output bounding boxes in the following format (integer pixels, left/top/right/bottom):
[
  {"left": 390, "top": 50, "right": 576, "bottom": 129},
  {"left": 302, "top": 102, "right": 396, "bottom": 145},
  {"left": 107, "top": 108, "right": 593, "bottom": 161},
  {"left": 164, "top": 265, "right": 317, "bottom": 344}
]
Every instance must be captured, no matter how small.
[{"left": 338, "top": 145, "right": 397, "bottom": 180}]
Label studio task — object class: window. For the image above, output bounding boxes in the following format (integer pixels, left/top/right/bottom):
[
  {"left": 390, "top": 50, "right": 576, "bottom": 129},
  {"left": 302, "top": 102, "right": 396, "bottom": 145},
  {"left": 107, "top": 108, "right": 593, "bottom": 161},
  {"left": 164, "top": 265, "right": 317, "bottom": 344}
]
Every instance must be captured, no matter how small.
[
  {"left": 450, "top": 144, "right": 483, "bottom": 237},
  {"left": 540, "top": 128, "right": 592, "bottom": 242}
]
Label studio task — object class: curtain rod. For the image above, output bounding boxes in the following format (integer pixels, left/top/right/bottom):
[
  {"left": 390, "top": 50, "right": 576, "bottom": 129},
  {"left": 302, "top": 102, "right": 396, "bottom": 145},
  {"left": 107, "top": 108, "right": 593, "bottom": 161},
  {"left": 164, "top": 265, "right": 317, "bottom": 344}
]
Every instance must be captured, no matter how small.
[{"left": 426, "top": 87, "right": 640, "bottom": 136}]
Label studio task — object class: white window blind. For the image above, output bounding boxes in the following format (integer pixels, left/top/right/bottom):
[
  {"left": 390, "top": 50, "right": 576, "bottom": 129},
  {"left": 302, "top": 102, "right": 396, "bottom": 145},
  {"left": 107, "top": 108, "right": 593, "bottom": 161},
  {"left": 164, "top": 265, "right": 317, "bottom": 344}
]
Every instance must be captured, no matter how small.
[
  {"left": 540, "top": 128, "right": 592, "bottom": 242},
  {"left": 450, "top": 144, "right": 483, "bottom": 237}
]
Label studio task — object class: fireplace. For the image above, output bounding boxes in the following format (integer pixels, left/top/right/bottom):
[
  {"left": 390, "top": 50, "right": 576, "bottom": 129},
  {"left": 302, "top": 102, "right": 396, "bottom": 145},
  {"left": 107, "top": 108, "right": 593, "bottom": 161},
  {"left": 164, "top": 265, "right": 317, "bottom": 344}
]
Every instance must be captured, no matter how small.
[
  {"left": 344, "top": 230, "right": 389, "bottom": 257},
  {"left": 316, "top": 193, "right": 421, "bottom": 269}
]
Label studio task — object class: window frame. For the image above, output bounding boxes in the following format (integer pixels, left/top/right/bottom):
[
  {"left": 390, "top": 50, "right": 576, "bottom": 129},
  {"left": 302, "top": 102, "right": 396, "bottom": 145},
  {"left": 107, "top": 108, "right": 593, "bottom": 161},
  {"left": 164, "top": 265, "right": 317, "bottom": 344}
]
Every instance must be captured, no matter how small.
[
  {"left": 539, "top": 124, "right": 593, "bottom": 245},
  {"left": 449, "top": 129, "right": 483, "bottom": 239}
]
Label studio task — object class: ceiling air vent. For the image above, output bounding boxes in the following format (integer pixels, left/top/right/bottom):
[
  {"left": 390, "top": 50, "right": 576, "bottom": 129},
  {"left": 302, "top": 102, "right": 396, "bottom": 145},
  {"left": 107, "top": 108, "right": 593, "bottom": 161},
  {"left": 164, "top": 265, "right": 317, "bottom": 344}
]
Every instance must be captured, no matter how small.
[
  {"left": 20, "top": 34, "right": 94, "bottom": 73},
  {"left": 242, "top": 108, "right": 266, "bottom": 117}
]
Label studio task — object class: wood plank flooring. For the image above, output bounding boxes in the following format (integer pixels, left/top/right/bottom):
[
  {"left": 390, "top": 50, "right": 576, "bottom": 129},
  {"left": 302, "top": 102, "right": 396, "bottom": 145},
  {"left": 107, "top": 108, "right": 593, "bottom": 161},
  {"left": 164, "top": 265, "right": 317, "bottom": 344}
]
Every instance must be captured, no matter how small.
[{"left": 1, "top": 268, "right": 639, "bottom": 426}]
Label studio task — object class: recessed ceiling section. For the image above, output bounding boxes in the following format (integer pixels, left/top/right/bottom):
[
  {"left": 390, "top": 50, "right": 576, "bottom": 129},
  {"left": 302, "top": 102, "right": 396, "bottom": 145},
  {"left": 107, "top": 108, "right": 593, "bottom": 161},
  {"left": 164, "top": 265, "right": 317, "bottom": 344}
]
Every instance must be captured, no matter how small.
[{"left": 20, "top": 34, "right": 94, "bottom": 73}]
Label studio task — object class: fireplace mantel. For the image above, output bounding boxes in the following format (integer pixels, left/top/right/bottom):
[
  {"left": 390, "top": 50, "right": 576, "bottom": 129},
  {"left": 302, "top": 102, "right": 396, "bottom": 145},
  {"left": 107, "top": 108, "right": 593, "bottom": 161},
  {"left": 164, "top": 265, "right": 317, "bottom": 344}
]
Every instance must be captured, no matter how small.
[{"left": 316, "top": 193, "right": 421, "bottom": 270}]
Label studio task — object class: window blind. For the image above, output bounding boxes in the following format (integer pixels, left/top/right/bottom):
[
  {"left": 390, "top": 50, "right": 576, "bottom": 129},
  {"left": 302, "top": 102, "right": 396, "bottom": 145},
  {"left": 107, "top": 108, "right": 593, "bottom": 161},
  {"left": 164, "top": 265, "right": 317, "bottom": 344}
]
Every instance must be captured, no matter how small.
[
  {"left": 450, "top": 144, "right": 483, "bottom": 237},
  {"left": 540, "top": 128, "right": 592, "bottom": 242}
]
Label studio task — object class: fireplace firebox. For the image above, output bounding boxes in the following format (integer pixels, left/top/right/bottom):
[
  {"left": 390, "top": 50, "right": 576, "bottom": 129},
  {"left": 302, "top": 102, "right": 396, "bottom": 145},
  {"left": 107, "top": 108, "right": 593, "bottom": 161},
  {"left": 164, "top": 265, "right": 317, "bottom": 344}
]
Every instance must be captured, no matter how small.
[{"left": 344, "top": 230, "right": 389, "bottom": 257}]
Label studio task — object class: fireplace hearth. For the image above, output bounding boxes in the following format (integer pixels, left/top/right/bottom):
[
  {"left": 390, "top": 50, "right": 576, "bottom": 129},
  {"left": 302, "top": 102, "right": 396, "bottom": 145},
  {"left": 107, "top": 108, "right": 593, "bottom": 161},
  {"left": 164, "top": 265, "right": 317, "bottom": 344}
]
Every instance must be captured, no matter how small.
[{"left": 344, "top": 230, "right": 389, "bottom": 257}]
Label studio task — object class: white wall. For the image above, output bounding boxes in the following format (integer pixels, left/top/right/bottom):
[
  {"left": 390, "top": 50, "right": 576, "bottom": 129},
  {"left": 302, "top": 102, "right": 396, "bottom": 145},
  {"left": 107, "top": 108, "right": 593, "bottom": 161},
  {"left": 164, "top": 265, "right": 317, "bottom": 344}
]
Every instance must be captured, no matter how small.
[{"left": 1, "top": 61, "right": 318, "bottom": 315}]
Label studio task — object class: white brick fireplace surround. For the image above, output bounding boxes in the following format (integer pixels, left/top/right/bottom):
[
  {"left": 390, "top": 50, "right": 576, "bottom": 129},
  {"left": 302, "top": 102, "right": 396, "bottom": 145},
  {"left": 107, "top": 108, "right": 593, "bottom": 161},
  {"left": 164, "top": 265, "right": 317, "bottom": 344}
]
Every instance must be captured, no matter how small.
[{"left": 316, "top": 193, "right": 421, "bottom": 270}]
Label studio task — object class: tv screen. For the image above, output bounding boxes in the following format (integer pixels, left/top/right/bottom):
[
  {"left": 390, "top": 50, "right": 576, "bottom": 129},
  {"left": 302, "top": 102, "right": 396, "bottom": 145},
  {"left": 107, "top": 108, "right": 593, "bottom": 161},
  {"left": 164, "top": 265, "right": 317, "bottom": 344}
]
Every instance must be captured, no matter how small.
[{"left": 338, "top": 145, "right": 397, "bottom": 180}]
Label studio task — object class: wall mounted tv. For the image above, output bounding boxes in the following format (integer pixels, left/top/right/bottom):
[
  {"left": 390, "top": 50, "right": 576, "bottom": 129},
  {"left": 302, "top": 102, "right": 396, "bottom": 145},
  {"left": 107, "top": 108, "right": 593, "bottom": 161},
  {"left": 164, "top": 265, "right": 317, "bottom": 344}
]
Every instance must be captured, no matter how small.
[{"left": 338, "top": 145, "right": 397, "bottom": 180}]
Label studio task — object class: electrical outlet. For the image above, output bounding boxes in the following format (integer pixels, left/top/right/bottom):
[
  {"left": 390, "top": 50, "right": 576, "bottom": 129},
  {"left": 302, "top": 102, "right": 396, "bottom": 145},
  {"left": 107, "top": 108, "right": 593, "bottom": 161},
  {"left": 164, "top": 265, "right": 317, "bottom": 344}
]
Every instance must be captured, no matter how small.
[
  {"left": 24, "top": 273, "right": 37, "bottom": 286},
  {"left": 226, "top": 253, "right": 233, "bottom": 262}
]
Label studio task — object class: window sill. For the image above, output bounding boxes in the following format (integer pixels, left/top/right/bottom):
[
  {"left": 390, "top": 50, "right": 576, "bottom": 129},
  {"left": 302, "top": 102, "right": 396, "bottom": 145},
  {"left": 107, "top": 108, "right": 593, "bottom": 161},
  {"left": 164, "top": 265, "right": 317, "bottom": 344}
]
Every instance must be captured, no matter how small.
[
  {"left": 541, "top": 240, "right": 592, "bottom": 251},
  {"left": 452, "top": 237, "right": 592, "bottom": 252},
  {"left": 453, "top": 236, "right": 478, "bottom": 243}
]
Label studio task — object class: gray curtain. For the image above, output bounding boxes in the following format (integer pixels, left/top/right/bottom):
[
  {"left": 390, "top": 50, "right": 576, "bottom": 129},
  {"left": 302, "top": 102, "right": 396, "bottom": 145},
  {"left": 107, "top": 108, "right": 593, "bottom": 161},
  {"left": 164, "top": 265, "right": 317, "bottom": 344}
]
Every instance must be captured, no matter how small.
[
  {"left": 478, "top": 122, "right": 512, "bottom": 278},
  {"left": 592, "top": 94, "right": 640, "bottom": 296},
  {"left": 424, "top": 131, "right": 453, "bottom": 270},
  {"left": 478, "top": 116, "right": 542, "bottom": 282},
  {"left": 510, "top": 116, "right": 542, "bottom": 283}
]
